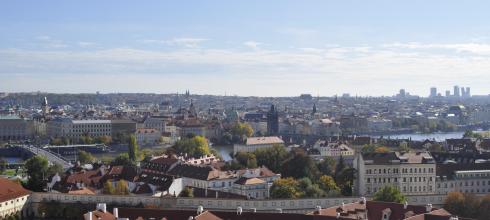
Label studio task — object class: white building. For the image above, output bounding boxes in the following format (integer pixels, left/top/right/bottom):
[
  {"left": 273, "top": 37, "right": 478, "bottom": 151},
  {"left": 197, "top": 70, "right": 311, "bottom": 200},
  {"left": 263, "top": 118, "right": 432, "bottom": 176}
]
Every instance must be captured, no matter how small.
[
  {"left": 353, "top": 152, "right": 436, "bottom": 196},
  {"left": 47, "top": 118, "right": 111, "bottom": 141},
  {"left": 312, "top": 140, "right": 355, "bottom": 157},
  {"left": 135, "top": 128, "right": 161, "bottom": 145},
  {"left": 435, "top": 164, "right": 490, "bottom": 194},
  {"left": 0, "top": 178, "right": 30, "bottom": 218},
  {"left": 233, "top": 136, "right": 284, "bottom": 154}
]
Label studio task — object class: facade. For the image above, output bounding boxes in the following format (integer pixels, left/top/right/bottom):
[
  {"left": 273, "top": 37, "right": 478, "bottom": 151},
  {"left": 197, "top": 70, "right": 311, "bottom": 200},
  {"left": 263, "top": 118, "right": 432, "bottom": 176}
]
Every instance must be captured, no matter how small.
[
  {"left": 0, "top": 178, "right": 30, "bottom": 218},
  {"left": 233, "top": 136, "right": 285, "bottom": 154},
  {"left": 312, "top": 140, "right": 355, "bottom": 157},
  {"left": 47, "top": 118, "right": 111, "bottom": 141},
  {"left": 435, "top": 163, "right": 490, "bottom": 194},
  {"left": 135, "top": 128, "right": 161, "bottom": 145},
  {"left": 310, "top": 119, "right": 341, "bottom": 137},
  {"left": 0, "top": 115, "right": 34, "bottom": 141},
  {"left": 110, "top": 119, "right": 137, "bottom": 138},
  {"left": 353, "top": 152, "right": 436, "bottom": 196}
]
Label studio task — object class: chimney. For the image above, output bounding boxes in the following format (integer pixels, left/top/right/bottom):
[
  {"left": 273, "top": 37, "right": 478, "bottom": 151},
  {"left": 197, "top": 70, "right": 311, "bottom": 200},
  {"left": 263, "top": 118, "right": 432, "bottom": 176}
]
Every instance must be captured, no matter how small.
[
  {"left": 426, "top": 204, "right": 432, "bottom": 212},
  {"left": 237, "top": 207, "right": 243, "bottom": 215},
  {"left": 449, "top": 216, "right": 458, "bottom": 220},
  {"left": 276, "top": 208, "right": 282, "bottom": 213},
  {"left": 251, "top": 208, "right": 256, "bottom": 213},
  {"left": 113, "top": 208, "right": 118, "bottom": 218},
  {"left": 404, "top": 201, "right": 408, "bottom": 209},
  {"left": 341, "top": 202, "right": 345, "bottom": 209},
  {"left": 84, "top": 212, "right": 92, "bottom": 220},
  {"left": 315, "top": 206, "right": 322, "bottom": 214},
  {"left": 197, "top": 205, "right": 204, "bottom": 215},
  {"left": 96, "top": 203, "right": 107, "bottom": 213},
  {"left": 360, "top": 197, "right": 366, "bottom": 204},
  {"left": 336, "top": 212, "right": 340, "bottom": 219}
]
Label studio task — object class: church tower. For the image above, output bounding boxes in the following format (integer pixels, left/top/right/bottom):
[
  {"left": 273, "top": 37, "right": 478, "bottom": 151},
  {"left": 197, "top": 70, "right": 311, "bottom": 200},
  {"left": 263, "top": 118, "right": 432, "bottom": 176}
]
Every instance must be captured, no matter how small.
[{"left": 267, "top": 104, "right": 279, "bottom": 135}]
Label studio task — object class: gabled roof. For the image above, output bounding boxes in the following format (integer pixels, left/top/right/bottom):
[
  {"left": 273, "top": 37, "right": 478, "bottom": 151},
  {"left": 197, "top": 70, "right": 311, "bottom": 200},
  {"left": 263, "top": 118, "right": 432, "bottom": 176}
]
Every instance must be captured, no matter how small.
[{"left": 0, "top": 178, "right": 30, "bottom": 202}]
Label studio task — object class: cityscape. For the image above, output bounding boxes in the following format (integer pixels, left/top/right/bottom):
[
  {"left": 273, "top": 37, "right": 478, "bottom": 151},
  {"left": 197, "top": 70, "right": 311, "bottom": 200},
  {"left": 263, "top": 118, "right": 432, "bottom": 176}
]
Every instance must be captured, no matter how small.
[{"left": 1, "top": 1, "right": 490, "bottom": 220}]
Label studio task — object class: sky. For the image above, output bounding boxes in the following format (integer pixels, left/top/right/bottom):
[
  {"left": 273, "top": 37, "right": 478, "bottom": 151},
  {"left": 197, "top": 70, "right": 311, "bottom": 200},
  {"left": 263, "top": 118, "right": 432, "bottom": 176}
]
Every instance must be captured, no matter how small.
[{"left": 1, "top": 0, "right": 490, "bottom": 97}]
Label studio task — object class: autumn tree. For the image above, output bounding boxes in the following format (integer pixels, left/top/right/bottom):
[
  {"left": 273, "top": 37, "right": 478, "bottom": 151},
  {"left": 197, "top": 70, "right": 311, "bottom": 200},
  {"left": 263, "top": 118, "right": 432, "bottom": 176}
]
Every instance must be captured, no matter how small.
[
  {"left": 115, "top": 180, "right": 130, "bottom": 195},
  {"left": 128, "top": 135, "right": 139, "bottom": 162},
  {"left": 103, "top": 181, "right": 115, "bottom": 195},
  {"left": 270, "top": 177, "right": 301, "bottom": 199},
  {"left": 318, "top": 175, "right": 340, "bottom": 194}
]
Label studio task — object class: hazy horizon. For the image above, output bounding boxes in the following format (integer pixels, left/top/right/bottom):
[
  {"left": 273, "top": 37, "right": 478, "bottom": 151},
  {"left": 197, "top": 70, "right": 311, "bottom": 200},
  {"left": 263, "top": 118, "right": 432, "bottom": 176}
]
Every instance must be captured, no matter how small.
[{"left": 2, "top": 1, "right": 490, "bottom": 96}]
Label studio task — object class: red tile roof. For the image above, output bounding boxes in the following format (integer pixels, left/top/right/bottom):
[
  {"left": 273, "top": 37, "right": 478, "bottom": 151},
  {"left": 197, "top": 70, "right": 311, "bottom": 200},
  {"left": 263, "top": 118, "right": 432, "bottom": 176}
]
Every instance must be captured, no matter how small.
[{"left": 0, "top": 178, "right": 30, "bottom": 203}]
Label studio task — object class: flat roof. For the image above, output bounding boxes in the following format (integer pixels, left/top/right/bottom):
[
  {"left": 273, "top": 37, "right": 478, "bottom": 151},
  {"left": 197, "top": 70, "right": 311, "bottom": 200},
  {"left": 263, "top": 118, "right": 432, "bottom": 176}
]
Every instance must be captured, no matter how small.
[
  {"left": 246, "top": 136, "right": 284, "bottom": 145},
  {"left": 72, "top": 119, "right": 111, "bottom": 124}
]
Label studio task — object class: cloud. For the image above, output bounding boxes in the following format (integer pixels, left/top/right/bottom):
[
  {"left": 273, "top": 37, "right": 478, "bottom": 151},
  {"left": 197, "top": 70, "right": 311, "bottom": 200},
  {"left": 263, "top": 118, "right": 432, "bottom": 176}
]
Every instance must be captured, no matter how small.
[
  {"left": 143, "top": 37, "right": 208, "bottom": 48},
  {"left": 35, "top": 35, "right": 68, "bottom": 49},
  {"left": 1, "top": 42, "right": 490, "bottom": 96},
  {"left": 243, "top": 41, "right": 262, "bottom": 50},
  {"left": 384, "top": 42, "right": 490, "bottom": 55},
  {"left": 78, "top": 41, "right": 96, "bottom": 47}
]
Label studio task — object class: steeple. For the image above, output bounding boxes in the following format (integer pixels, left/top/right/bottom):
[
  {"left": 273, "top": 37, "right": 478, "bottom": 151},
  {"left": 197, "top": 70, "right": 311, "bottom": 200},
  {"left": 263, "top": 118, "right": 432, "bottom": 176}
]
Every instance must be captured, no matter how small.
[{"left": 312, "top": 103, "right": 317, "bottom": 115}]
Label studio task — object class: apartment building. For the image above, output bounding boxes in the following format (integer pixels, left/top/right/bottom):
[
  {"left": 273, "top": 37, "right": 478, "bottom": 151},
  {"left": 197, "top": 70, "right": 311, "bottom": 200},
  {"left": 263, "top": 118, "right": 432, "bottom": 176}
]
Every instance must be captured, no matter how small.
[{"left": 353, "top": 152, "right": 436, "bottom": 196}]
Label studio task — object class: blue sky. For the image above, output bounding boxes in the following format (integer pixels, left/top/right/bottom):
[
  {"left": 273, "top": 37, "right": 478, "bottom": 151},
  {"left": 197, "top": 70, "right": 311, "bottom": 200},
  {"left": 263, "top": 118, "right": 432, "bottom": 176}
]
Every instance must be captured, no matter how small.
[{"left": 2, "top": 0, "right": 490, "bottom": 96}]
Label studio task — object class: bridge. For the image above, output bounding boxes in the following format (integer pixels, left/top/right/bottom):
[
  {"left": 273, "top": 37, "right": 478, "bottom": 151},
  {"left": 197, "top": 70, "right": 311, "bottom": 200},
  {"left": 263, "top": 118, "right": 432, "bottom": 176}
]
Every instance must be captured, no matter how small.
[{"left": 18, "top": 145, "right": 73, "bottom": 169}]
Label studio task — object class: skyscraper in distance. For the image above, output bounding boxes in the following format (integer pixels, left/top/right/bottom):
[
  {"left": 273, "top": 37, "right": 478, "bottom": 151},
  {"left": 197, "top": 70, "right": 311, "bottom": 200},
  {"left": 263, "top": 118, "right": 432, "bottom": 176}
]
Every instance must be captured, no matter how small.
[
  {"left": 454, "top": 86, "right": 460, "bottom": 97},
  {"left": 430, "top": 87, "right": 437, "bottom": 97}
]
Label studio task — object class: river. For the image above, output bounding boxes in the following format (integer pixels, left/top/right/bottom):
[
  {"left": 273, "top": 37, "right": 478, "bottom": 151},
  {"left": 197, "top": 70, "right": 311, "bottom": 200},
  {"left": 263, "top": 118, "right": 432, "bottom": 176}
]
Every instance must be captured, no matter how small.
[{"left": 372, "top": 131, "right": 465, "bottom": 141}]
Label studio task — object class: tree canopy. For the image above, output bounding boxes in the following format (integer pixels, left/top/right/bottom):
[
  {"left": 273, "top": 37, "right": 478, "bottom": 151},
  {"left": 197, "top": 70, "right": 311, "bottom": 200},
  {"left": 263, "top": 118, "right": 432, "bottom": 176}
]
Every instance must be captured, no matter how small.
[
  {"left": 254, "top": 144, "right": 288, "bottom": 173},
  {"left": 172, "top": 136, "right": 211, "bottom": 158},
  {"left": 24, "top": 155, "right": 49, "bottom": 191},
  {"left": 373, "top": 185, "right": 406, "bottom": 203},
  {"left": 128, "top": 134, "right": 139, "bottom": 162},
  {"left": 270, "top": 177, "right": 301, "bottom": 199},
  {"left": 78, "top": 150, "right": 95, "bottom": 164}
]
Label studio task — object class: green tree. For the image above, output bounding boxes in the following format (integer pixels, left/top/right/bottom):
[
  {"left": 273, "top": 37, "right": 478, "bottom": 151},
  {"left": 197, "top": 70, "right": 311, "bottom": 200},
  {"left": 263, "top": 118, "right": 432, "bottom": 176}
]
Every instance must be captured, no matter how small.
[
  {"left": 318, "top": 175, "right": 340, "bottom": 193},
  {"left": 46, "top": 162, "right": 64, "bottom": 177},
  {"left": 24, "top": 155, "right": 49, "bottom": 191},
  {"left": 281, "top": 149, "right": 319, "bottom": 180},
  {"left": 230, "top": 122, "right": 254, "bottom": 142},
  {"left": 172, "top": 136, "right": 210, "bottom": 158},
  {"left": 254, "top": 144, "right": 288, "bottom": 173},
  {"left": 270, "top": 177, "right": 301, "bottom": 199},
  {"left": 235, "top": 152, "right": 258, "bottom": 169},
  {"left": 336, "top": 167, "right": 356, "bottom": 196},
  {"left": 78, "top": 150, "right": 95, "bottom": 164},
  {"left": 298, "top": 177, "right": 325, "bottom": 198},
  {"left": 103, "top": 181, "right": 115, "bottom": 195},
  {"left": 180, "top": 186, "right": 194, "bottom": 197},
  {"left": 317, "top": 157, "right": 336, "bottom": 176},
  {"left": 115, "top": 179, "right": 130, "bottom": 195},
  {"left": 373, "top": 185, "right": 406, "bottom": 203},
  {"left": 128, "top": 134, "right": 139, "bottom": 162}
]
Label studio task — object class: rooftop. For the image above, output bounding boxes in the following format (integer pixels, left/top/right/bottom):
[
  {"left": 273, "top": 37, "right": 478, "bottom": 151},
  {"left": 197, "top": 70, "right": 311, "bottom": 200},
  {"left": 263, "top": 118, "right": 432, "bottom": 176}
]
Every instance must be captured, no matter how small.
[{"left": 246, "top": 136, "right": 284, "bottom": 145}]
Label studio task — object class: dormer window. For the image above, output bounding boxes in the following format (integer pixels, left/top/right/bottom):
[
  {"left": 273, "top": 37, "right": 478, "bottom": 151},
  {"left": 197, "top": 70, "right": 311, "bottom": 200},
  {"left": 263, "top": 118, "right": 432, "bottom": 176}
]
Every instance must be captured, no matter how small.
[{"left": 382, "top": 208, "right": 392, "bottom": 220}]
